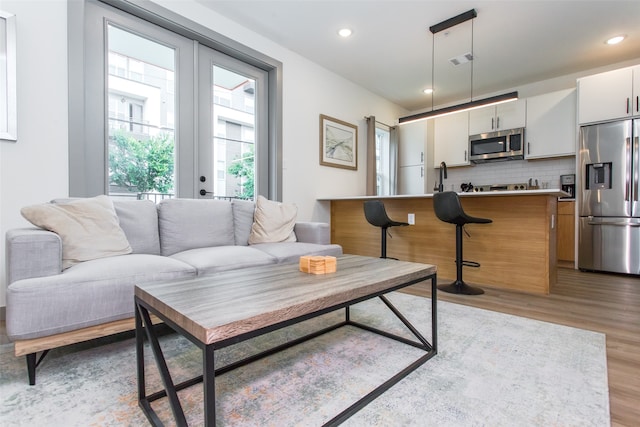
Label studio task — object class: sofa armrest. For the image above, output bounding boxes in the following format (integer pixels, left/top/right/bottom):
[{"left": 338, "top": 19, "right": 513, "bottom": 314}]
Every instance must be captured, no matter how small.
[
  {"left": 6, "top": 228, "right": 63, "bottom": 284},
  {"left": 294, "top": 222, "right": 331, "bottom": 245}
]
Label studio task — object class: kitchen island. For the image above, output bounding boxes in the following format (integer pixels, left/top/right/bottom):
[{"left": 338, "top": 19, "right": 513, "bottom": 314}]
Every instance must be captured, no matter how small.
[{"left": 320, "top": 190, "right": 567, "bottom": 295}]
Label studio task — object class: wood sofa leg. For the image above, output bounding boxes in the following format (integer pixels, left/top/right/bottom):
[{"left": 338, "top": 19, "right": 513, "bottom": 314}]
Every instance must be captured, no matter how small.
[{"left": 26, "top": 353, "right": 36, "bottom": 385}]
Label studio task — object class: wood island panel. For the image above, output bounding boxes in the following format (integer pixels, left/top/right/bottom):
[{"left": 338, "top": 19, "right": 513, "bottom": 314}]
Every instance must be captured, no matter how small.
[{"left": 330, "top": 195, "right": 558, "bottom": 294}]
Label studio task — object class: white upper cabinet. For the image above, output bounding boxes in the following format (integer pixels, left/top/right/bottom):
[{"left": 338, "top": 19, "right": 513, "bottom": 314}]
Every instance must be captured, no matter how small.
[
  {"left": 578, "top": 65, "right": 640, "bottom": 124},
  {"left": 468, "top": 99, "right": 526, "bottom": 135},
  {"left": 525, "top": 88, "right": 576, "bottom": 159},
  {"left": 635, "top": 68, "right": 640, "bottom": 115},
  {"left": 433, "top": 110, "right": 469, "bottom": 167},
  {"left": 398, "top": 120, "right": 426, "bottom": 167}
]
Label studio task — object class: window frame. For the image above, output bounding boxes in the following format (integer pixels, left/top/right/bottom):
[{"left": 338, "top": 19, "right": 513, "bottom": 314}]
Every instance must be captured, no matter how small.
[{"left": 68, "top": 0, "right": 283, "bottom": 200}]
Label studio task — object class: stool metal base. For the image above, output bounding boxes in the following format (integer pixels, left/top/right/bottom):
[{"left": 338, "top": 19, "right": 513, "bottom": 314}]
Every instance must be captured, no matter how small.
[{"left": 438, "top": 280, "right": 484, "bottom": 295}]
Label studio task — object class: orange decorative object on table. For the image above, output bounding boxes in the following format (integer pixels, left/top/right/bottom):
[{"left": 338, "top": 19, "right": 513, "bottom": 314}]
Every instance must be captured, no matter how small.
[{"left": 299, "top": 255, "right": 337, "bottom": 274}]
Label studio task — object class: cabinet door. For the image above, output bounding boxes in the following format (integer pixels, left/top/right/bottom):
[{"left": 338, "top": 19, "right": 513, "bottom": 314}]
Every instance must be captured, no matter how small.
[
  {"left": 398, "top": 165, "right": 425, "bottom": 195},
  {"left": 633, "top": 65, "right": 640, "bottom": 116},
  {"left": 468, "top": 99, "right": 526, "bottom": 134},
  {"left": 398, "top": 121, "right": 426, "bottom": 167},
  {"left": 434, "top": 111, "right": 469, "bottom": 167},
  {"left": 578, "top": 67, "right": 633, "bottom": 124},
  {"left": 557, "top": 201, "right": 575, "bottom": 262},
  {"left": 526, "top": 89, "right": 576, "bottom": 159},
  {"left": 468, "top": 106, "right": 496, "bottom": 135},
  {"left": 496, "top": 99, "right": 526, "bottom": 130}
]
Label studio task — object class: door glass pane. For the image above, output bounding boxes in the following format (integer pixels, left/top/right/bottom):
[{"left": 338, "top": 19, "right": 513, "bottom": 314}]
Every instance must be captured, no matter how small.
[
  {"left": 211, "top": 66, "right": 256, "bottom": 200},
  {"left": 107, "top": 24, "right": 176, "bottom": 202}
]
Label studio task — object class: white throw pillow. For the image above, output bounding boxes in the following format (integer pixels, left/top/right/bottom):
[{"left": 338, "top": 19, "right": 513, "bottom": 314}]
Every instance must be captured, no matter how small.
[
  {"left": 248, "top": 195, "right": 297, "bottom": 244},
  {"left": 21, "top": 195, "right": 132, "bottom": 269}
]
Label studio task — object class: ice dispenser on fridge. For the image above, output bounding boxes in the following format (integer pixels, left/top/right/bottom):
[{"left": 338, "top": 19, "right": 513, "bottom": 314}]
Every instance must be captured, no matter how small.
[{"left": 585, "top": 163, "right": 611, "bottom": 190}]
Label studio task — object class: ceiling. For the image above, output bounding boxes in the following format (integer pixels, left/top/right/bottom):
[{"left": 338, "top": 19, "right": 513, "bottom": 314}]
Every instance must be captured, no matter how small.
[{"left": 199, "top": 1, "right": 640, "bottom": 112}]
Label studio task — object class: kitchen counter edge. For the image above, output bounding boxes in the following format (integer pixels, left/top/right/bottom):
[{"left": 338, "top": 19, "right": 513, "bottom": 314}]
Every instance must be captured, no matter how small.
[{"left": 318, "top": 189, "right": 568, "bottom": 201}]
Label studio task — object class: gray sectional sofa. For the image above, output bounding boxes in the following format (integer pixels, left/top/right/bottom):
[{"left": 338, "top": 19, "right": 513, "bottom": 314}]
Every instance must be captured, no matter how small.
[{"left": 5, "top": 197, "right": 342, "bottom": 384}]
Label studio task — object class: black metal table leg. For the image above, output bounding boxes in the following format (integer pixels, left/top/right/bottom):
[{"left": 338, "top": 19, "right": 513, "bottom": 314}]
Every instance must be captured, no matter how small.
[
  {"left": 203, "top": 345, "right": 216, "bottom": 426},
  {"left": 431, "top": 274, "right": 438, "bottom": 353},
  {"left": 136, "top": 301, "right": 189, "bottom": 427}
]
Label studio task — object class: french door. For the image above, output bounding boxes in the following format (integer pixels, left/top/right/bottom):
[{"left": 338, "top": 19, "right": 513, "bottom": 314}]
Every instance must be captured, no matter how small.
[
  {"left": 197, "top": 46, "right": 268, "bottom": 200},
  {"left": 74, "top": 0, "right": 271, "bottom": 201}
]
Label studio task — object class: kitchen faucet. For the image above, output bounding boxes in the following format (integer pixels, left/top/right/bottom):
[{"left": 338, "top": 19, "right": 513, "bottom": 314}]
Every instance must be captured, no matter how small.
[{"left": 437, "top": 161, "right": 447, "bottom": 192}]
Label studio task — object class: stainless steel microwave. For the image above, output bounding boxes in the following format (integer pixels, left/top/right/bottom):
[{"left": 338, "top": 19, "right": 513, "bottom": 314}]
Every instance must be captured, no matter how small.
[{"left": 469, "top": 128, "right": 525, "bottom": 163}]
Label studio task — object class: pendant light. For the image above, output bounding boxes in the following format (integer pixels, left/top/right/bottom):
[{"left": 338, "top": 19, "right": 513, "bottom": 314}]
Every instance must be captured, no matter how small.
[{"left": 399, "top": 9, "right": 518, "bottom": 125}]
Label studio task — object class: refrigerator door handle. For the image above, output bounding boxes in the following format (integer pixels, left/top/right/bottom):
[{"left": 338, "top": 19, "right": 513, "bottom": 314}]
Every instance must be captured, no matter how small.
[
  {"left": 625, "top": 137, "right": 631, "bottom": 201},
  {"left": 635, "top": 136, "right": 639, "bottom": 202},
  {"left": 587, "top": 221, "right": 640, "bottom": 227}
]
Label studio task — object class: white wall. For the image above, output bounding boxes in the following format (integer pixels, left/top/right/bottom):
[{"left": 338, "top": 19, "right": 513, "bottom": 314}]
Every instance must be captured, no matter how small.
[{"left": 0, "top": 1, "right": 69, "bottom": 308}]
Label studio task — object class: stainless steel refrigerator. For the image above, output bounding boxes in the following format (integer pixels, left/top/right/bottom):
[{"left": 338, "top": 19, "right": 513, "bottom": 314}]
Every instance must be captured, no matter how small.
[{"left": 579, "top": 119, "right": 640, "bottom": 275}]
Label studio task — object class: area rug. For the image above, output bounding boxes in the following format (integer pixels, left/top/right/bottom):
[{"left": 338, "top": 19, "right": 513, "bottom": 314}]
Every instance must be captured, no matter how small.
[{"left": 0, "top": 293, "right": 609, "bottom": 426}]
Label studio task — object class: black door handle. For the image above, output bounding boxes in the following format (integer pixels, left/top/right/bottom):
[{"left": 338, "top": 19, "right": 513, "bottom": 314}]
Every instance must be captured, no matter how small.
[{"left": 200, "top": 189, "right": 213, "bottom": 196}]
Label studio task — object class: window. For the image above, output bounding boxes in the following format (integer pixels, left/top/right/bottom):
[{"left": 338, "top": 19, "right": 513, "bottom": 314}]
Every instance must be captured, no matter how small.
[{"left": 376, "top": 125, "right": 392, "bottom": 196}]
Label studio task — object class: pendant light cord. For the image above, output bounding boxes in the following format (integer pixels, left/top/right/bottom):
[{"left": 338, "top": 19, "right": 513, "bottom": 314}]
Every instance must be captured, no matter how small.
[
  {"left": 431, "top": 32, "right": 435, "bottom": 112},
  {"left": 470, "top": 17, "right": 474, "bottom": 102}
]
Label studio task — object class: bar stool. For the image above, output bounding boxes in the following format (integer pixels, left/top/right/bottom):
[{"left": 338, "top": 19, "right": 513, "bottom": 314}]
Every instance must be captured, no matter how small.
[
  {"left": 363, "top": 200, "right": 409, "bottom": 259},
  {"left": 433, "top": 191, "right": 492, "bottom": 295}
]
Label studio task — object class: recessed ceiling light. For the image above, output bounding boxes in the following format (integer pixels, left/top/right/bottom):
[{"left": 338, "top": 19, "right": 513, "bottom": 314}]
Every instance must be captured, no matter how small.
[
  {"left": 338, "top": 28, "right": 353, "bottom": 38},
  {"left": 606, "top": 35, "right": 625, "bottom": 45},
  {"left": 423, "top": 88, "right": 434, "bottom": 95}
]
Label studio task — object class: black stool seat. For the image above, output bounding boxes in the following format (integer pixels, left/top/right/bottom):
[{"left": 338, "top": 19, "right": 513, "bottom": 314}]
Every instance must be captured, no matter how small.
[
  {"left": 433, "top": 191, "right": 492, "bottom": 295},
  {"left": 364, "top": 200, "right": 409, "bottom": 259}
]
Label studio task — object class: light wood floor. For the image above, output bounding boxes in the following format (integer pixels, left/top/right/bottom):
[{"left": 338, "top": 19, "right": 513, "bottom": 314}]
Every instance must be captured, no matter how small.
[
  {"left": 1, "top": 267, "right": 638, "bottom": 426},
  {"left": 402, "top": 267, "right": 640, "bottom": 427}
]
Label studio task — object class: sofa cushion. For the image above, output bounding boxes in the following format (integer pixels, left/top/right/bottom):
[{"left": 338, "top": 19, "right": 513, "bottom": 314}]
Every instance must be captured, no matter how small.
[
  {"left": 158, "top": 199, "right": 235, "bottom": 256},
  {"left": 248, "top": 196, "right": 297, "bottom": 244},
  {"left": 232, "top": 199, "right": 255, "bottom": 246},
  {"left": 251, "top": 242, "right": 343, "bottom": 264},
  {"left": 6, "top": 254, "right": 196, "bottom": 341},
  {"left": 20, "top": 195, "right": 132, "bottom": 270},
  {"left": 113, "top": 199, "right": 161, "bottom": 255},
  {"left": 170, "top": 245, "right": 276, "bottom": 275}
]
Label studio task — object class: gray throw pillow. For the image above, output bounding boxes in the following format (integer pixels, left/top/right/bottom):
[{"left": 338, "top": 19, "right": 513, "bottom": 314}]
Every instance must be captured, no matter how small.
[{"left": 21, "top": 195, "right": 132, "bottom": 269}]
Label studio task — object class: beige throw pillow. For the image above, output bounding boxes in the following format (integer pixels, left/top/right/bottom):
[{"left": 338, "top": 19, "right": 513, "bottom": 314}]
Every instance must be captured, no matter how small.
[
  {"left": 248, "top": 195, "right": 297, "bottom": 244},
  {"left": 21, "top": 195, "right": 132, "bottom": 269}
]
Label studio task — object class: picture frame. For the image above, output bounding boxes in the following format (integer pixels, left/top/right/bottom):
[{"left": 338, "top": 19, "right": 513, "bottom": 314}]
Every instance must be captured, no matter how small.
[
  {"left": 0, "top": 10, "right": 17, "bottom": 142},
  {"left": 319, "top": 114, "right": 357, "bottom": 170}
]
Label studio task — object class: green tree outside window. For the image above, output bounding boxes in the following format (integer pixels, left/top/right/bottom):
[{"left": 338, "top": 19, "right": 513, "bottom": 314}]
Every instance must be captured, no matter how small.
[{"left": 109, "top": 131, "right": 175, "bottom": 194}]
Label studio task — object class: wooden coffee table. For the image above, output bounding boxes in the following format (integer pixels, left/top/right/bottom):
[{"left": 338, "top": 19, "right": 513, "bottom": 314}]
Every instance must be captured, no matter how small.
[{"left": 134, "top": 254, "right": 437, "bottom": 426}]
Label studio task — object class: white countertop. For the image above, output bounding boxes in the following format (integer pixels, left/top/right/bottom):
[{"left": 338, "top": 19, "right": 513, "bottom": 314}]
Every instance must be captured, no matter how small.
[{"left": 318, "top": 189, "right": 569, "bottom": 201}]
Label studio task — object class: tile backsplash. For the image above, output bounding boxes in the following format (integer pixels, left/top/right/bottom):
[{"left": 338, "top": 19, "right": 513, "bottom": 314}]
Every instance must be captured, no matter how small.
[{"left": 442, "top": 157, "right": 576, "bottom": 192}]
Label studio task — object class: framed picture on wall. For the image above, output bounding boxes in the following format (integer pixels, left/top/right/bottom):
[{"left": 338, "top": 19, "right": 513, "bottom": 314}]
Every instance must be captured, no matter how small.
[
  {"left": 1, "top": 10, "right": 17, "bottom": 142},
  {"left": 319, "top": 114, "right": 357, "bottom": 170}
]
